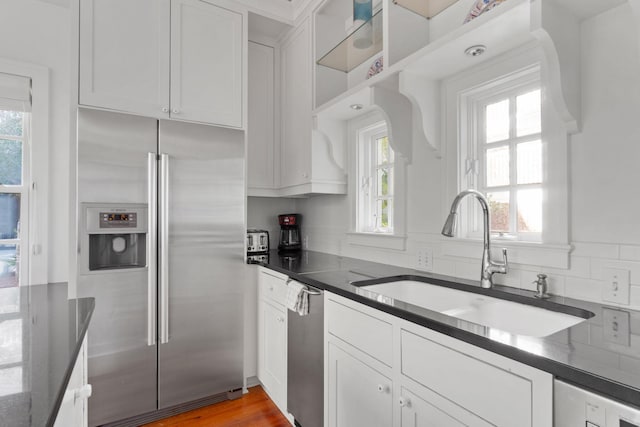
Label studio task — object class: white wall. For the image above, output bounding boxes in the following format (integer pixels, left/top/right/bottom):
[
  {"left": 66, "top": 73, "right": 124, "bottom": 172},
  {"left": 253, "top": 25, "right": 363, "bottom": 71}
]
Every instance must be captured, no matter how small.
[
  {"left": 247, "top": 196, "right": 298, "bottom": 249},
  {"left": 290, "top": 4, "right": 640, "bottom": 310},
  {"left": 0, "top": 0, "right": 71, "bottom": 284}
]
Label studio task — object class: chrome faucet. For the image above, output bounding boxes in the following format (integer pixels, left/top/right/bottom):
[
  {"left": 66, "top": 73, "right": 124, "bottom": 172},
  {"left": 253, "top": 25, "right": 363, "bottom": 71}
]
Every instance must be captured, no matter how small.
[{"left": 441, "top": 189, "right": 508, "bottom": 288}]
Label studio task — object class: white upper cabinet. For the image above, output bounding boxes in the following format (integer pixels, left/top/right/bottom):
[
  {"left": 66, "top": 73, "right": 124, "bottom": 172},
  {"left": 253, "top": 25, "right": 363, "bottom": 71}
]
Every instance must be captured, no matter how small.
[
  {"left": 170, "top": 0, "right": 243, "bottom": 127},
  {"left": 80, "top": 0, "right": 245, "bottom": 128},
  {"left": 247, "top": 41, "right": 277, "bottom": 192},
  {"left": 79, "top": 0, "right": 171, "bottom": 119},
  {"left": 278, "top": 17, "right": 347, "bottom": 196},
  {"left": 280, "top": 17, "right": 312, "bottom": 190}
]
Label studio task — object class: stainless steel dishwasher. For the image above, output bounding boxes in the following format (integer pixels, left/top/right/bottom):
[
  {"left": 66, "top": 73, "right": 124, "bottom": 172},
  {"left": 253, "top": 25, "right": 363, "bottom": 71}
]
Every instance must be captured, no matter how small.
[{"left": 287, "top": 280, "right": 324, "bottom": 427}]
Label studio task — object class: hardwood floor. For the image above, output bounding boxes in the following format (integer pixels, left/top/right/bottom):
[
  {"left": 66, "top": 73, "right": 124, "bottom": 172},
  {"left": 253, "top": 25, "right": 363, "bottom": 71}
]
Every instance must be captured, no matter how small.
[{"left": 142, "top": 386, "right": 291, "bottom": 427}]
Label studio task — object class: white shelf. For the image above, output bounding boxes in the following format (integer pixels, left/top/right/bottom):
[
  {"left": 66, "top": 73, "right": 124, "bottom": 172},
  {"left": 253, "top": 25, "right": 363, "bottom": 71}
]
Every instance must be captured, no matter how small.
[
  {"left": 312, "top": 0, "right": 608, "bottom": 163},
  {"left": 399, "top": 0, "right": 532, "bottom": 79}
]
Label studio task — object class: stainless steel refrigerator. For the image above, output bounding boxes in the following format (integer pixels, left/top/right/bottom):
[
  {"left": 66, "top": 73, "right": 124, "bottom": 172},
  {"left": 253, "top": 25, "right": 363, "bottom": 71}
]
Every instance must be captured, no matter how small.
[{"left": 76, "top": 108, "right": 245, "bottom": 426}]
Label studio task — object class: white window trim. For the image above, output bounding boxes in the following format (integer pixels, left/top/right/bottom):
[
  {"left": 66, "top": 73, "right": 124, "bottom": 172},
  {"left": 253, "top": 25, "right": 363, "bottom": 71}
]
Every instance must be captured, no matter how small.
[
  {"left": 442, "top": 44, "right": 570, "bottom": 268},
  {"left": 0, "top": 113, "right": 31, "bottom": 286},
  {"left": 461, "top": 67, "right": 543, "bottom": 242},
  {"left": 357, "top": 122, "right": 394, "bottom": 234},
  {"left": 0, "top": 59, "right": 49, "bottom": 285},
  {"left": 347, "top": 111, "right": 407, "bottom": 250}
]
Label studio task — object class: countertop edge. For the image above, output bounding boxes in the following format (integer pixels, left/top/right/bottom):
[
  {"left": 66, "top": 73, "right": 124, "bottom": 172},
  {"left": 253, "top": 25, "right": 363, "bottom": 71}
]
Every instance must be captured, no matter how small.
[{"left": 256, "top": 261, "right": 640, "bottom": 408}]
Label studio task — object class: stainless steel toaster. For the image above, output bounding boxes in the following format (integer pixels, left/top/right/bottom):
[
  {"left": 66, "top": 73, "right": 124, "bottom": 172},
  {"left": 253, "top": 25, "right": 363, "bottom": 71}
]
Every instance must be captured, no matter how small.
[{"left": 247, "top": 229, "right": 269, "bottom": 254}]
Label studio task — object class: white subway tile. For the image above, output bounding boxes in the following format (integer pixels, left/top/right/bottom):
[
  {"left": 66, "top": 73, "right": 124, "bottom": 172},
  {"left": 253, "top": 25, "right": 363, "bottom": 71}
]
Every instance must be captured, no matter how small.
[
  {"left": 545, "top": 256, "right": 591, "bottom": 279},
  {"left": 520, "top": 269, "right": 543, "bottom": 291},
  {"left": 492, "top": 268, "right": 521, "bottom": 288},
  {"left": 546, "top": 274, "right": 566, "bottom": 297},
  {"left": 565, "top": 277, "right": 603, "bottom": 304},
  {"left": 454, "top": 261, "right": 480, "bottom": 281},
  {"left": 572, "top": 242, "right": 620, "bottom": 259},
  {"left": 620, "top": 245, "right": 640, "bottom": 261},
  {"left": 590, "top": 258, "right": 640, "bottom": 284},
  {"left": 433, "top": 258, "right": 456, "bottom": 276}
]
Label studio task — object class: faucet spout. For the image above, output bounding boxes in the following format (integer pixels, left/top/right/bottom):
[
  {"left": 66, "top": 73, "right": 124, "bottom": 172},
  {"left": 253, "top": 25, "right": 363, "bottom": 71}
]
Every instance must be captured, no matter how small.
[{"left": 441, "top": 189, "right": 508, "bottom": 288}]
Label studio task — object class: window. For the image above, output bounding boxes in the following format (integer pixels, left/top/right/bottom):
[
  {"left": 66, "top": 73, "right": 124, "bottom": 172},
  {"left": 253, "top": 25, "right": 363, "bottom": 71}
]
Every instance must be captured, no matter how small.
[
  {"left": 479, "top": 87, "right": 542, "bottom": 239},
  {"left": 357, "top": 121, "right": 394, "bottom": 233},
  {"left": 0, "top": 110, "right": 28, "bottom": 287},
  {"left": 460, "top": 68, "right": 543, "bottom": 242},
  {"left": 444, "top": 51, "right": 570, "bottom": 267},
  {"left": 0, "top": 73, "right": 31, "bottom": 288}
]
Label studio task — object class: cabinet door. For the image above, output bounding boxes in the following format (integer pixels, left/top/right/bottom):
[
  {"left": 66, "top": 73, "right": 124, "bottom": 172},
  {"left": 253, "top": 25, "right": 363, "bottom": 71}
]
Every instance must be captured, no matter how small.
[
  {"left": 400, "top": 386, "right": 492, "bottom": 427},
  {"left": 248, "top": 42, "right": 276, "bottom": 190},
  {"left": 280, "top": 18, "right": 312, "bottom": 188},
  {"left": 79, "top": 0, "right": 170, "bottom": 118},
  {"left": 327, "top": 342, "right": 393, "bottom": 427},
  {"left": 170, "top": 0, "right": 243, "bottom": 127},
  {"left": 54, "top": 337, "right": 90, "bottom": 427},
  {"left": 258, "top": 299, "right": 287, "bottom": 408}
]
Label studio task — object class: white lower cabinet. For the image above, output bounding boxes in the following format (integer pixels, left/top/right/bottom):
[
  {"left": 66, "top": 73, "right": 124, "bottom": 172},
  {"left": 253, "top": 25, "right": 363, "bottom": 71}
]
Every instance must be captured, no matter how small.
[
  {"left": 54, "top": 336, "right": 90, "bottom": 427},
  {"left": 257, "top": 268, "right": 289, "bottom": 418},
  {"left": 327, "top": 342, "right": 393, "bottom": 427},
  {"left": 399, "top": 384, "right": 491, "bottom": 427},
  {"left": 325, "top": 292, "right": 553, "bottom": 427},
  {"left": 260, "top": 300, "right": 287, "bottom": 407}
]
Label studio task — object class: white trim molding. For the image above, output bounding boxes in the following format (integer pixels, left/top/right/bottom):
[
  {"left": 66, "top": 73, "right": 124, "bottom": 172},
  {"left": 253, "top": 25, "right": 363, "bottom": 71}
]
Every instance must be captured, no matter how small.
[
  {"left": 346, "top": 232, "right": 407, "bottom": 251},
  {"left": 0, "top": 58, "right": 50, "bottom": 285},
  {"left": 440, "top": 238, "right": 571, "bottom": 269}
]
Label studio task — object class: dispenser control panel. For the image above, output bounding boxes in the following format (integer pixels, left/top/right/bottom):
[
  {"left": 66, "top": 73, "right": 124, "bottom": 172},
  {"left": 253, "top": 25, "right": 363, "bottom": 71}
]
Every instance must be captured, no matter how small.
[{"left": 99, "top": 212, "right": 138, "bottom": 228}]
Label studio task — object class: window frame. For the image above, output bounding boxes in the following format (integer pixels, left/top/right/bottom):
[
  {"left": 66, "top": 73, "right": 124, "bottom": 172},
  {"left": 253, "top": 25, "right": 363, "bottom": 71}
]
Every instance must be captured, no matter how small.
[
  {"left": 474, "top": 81, "right": 543, "bottom": 242},
  {"left": 347, "top": 111, "right": 407, "bottom": 251},
  {"left": 0, "top": 110, "right": 31, "bottom": 287},
  {"left": 442, "top": 46, "right": 571, "bottom": 269},
  {"left": 0, "top": 59, "right": 50, "bottom": 286},
  {"left": 357, "top": 122, "right": 395, "bottom": 234},
  {"left": 459, "top": 66, "right": 543, "bottom": 242}
]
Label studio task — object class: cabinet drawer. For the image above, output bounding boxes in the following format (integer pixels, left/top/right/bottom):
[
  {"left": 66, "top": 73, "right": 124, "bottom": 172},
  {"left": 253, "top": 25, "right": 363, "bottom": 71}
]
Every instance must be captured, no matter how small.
[
  {"left": 259, "top": 270, "right": 288, "bottom": 306},
  {"left": 327, "top": 299, "right": 393, "bottom": 366},
  {"left": 401, "top": 329, "right": 532, "bottom": 426}
]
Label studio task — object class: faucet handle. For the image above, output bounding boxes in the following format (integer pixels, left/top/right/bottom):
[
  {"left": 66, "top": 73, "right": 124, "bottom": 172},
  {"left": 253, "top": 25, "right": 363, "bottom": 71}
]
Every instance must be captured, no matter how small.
[{"left": 501, "top": 248, "right": 508, "bottom": 271}]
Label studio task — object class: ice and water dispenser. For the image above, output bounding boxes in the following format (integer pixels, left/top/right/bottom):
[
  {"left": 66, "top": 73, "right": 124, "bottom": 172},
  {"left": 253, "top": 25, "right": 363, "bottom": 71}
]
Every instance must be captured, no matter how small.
[{"left": 82, "top": 204, "right": 147, "bottom": 272}]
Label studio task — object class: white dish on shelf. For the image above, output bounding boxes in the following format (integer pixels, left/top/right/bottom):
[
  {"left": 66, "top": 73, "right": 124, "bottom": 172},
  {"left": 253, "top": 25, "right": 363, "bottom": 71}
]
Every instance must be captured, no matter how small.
[{"left": 464, "top": 0, "right": 508, "bottom": 23}]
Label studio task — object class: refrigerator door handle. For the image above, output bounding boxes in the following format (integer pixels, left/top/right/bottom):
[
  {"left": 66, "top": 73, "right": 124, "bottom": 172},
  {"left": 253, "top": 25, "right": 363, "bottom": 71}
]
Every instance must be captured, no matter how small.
[
  {"left": 147, "top": 153, "right": 158, "bottom": 346},
  {"left": 159, "top": 153, "right": 170, "bottom": 344}
]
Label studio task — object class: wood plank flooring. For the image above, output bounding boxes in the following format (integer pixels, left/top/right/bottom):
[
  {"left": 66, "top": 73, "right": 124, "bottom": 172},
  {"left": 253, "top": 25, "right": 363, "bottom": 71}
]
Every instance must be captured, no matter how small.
[{"left": 142, "top": 386, "right": 291, "bottom": 427}]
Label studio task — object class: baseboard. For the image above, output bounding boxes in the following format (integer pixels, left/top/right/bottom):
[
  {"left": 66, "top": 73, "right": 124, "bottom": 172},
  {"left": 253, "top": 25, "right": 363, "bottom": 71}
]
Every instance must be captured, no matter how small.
[{"left": 101, "top": 388, "right": 242, "bottom": 427}]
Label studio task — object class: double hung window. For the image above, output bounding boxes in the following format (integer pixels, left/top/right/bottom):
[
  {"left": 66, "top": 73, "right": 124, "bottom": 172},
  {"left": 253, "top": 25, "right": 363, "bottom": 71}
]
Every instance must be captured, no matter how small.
[
  {"left": 0, "top": 74, "right": 31, "bottom": 288},
  {"left": 357, "top": 122, "right": 394, "bottom": 233},
  {"left": 461, "top": 70, "right": 543, "bottom": 242}
]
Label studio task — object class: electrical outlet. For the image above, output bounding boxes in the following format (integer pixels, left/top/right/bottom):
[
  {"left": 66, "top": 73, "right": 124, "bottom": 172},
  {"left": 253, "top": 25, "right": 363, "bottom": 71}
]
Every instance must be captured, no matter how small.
[
  {"left": 415, "top": 247, "right": 434, "bottom": 272},
  {"left": 602, "top": 308, "right": 630, "bottom": 346},
  {"left": 602, "top": 268, "right": 630, "bottom": 305}
]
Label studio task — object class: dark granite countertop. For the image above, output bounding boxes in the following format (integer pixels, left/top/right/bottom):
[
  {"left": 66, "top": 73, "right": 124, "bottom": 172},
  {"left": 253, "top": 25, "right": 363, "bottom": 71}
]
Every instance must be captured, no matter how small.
[
  {"left": 255, "top": 250, "right": 640, "bottom": 408},
  {"left": 0, "top": 283, "right": 95, "bottom": 427}
]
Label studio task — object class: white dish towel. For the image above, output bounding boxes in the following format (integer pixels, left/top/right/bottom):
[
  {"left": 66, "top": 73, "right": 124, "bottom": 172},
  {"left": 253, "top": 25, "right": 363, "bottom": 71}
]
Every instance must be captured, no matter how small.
[{"left": 286, "top": 280, "right": 309, "bottom": 316}]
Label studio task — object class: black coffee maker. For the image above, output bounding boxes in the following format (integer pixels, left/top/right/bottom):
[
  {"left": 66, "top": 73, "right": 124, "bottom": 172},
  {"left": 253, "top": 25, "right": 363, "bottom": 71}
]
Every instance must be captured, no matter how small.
[{"left": 278, "top": 214, "right": 302, "bottom": 252}]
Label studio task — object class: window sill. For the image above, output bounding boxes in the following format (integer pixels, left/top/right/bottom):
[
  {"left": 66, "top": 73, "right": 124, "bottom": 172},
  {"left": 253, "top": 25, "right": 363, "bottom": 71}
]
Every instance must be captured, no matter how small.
[
  {"left": 440, "top": 238, "right": 571, "bottom": 269},
  {"left": 347, "top": 232, "right": 407, "bottom": 251}
]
